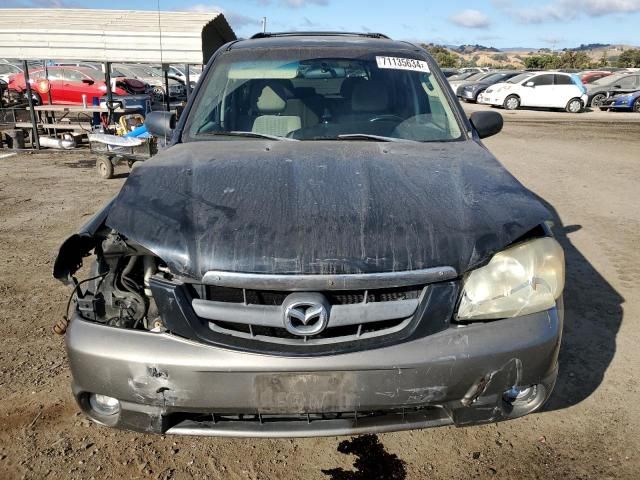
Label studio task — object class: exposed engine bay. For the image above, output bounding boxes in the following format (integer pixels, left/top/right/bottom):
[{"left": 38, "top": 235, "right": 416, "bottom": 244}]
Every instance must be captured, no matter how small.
[{"left": 56, "top": 227, "right": 167, "bottom": 334}]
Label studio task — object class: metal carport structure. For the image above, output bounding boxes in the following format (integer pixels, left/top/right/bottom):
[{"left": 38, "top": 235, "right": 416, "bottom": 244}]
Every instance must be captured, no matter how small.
[{"left": 0, "top": 8, "right": 236, "bottom": 148}]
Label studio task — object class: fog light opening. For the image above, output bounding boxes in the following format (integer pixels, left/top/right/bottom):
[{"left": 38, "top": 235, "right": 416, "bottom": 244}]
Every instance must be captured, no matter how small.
[
  {"left": 88, "top": 393, "right": 121, "bottom": 416},
  {"left": 503, "top": 385, "right": 538, "bottom": 405}
]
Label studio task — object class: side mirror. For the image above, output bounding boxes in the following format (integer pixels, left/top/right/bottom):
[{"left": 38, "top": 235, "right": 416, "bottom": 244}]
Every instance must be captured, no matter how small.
[
  {"left": 145, "top": 111, "right": 176, "bottom": 138},
  {"left": 469, "top": 111, "right": 503, "bottom": 139},
  {"left": 524, "top": 81, "right": 535, "bottom": 87},
  {"left": 613, "top": 85, "right": 621, "bottom": 89},
  {"left": 81, "top": 78, "right": 94, "bottom": 85}
]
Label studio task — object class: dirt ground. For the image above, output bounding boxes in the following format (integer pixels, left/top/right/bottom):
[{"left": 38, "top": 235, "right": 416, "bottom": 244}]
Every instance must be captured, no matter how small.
[{"left": 1, "top": 109, "right": 639, "bottom": 479}]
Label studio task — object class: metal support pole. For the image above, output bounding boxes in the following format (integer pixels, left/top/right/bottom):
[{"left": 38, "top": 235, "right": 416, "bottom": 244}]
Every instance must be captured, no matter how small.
[
  {"left": 22, "top": 60, "right": 40, "bottom": 150},
  {"left": 185, "top": 64, "right": 191, "bottom": 100},
  {"left": 103, "top": 61, "right": 114, "bottom": 129},
  {"left": 164, "top": 68, "right": 170, "bottom": 111}
]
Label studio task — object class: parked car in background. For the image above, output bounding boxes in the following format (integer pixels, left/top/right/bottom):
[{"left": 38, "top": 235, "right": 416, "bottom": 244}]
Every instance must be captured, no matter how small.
[
  {"left": 165, "top": 65, "right": 203, "bottom": 87},
  {"left": 458, "top": 67, "right": 489, "bottom": 74},
  {"left": 0, "top": 62, "right": 22, "bottom": 83},
  {"left": 441, "top": 67, "right": 459, "bottom": 78},
  {"left": 447, "top": 71, "right": 480, "bottom": 83},
  {"left": 599, "top": 90, "right": 640, "bottom": 112},
  {"left": 54, "top": 32, "right": 564, "bottom": 438},
  {"left": 112, "top": 64, "right": 187, "bottom": 103},
  {"left": 586, "top": 73, "right": 640, "bottom": 107},
  {"left": 479, "top": 72, "right": 587, "bottom": 112},
  {"left": 8, "top": 66, "right": 147, "bottom": 105},
  {"left": 449, "top": 71, "right": 496, "bottom": 95},
  {"left": 578, "top": 70, "right": 612, "bottom": 85},
  {"left": 53, "top": 61, "right": 102, "bottom": 70},
  {"left": 0, "top": 78, "right": 7, "bottom": 107},
  {"left": 460, "top": 71, "right": 523, "bottom": 103}
]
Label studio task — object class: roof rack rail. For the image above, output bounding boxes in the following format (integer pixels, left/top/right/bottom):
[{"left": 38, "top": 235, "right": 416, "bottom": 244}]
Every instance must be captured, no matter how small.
[{"left": 250, "top": 31, "right": 391, "bottom": 40}]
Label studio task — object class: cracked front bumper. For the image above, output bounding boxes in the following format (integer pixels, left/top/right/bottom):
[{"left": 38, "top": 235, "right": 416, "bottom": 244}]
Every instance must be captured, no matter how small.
[{"left": 66, "top": 304, "right": 562, "bottom": 437}]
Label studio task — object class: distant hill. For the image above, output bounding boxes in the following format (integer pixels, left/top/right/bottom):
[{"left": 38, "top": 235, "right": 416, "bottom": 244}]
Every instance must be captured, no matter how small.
[
  {"left": 453, "top": 44, "right": 501, "bottom": 54},
  {"left": 423, "top": 42, "right": 639, "bottom": 68}
]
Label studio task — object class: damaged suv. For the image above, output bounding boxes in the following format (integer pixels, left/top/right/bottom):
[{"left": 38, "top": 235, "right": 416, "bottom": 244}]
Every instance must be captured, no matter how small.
[{"left": 54, "top": 32, "right": 565, "bottom": 437}]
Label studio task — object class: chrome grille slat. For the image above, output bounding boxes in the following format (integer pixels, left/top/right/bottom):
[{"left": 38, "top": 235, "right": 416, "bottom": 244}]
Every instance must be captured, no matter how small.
[{"left": 191, "top": 297, "right": 420, "bottom": 328}]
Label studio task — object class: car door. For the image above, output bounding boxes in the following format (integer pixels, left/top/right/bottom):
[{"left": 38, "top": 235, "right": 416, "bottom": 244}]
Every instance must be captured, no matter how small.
[
  {"left": 61, "top": 68, "right": 92, "bottom": 104},
  {"left": 553, "top": 74, "right": 579, "bottom": 108},
  {"left": 520, "top": 74, "right": 554, "bottom": 107},
  {"left": 43, "top": 69, "right": 66, "bottom": 103}
]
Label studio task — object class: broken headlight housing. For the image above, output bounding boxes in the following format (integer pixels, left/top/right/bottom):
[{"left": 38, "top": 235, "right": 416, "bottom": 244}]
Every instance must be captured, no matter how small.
[{"left": 456, "top": 237, "right": 564, "bottom": 321}]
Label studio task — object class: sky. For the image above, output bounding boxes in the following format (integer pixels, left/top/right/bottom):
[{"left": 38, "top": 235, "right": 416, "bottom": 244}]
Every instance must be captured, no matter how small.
[{"left": 5, "top": 0, "right": 640, "bottom": 49}]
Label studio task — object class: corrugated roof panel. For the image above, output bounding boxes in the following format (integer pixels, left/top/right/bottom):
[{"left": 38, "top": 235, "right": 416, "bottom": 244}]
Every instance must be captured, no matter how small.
[{"left": 0, "top": 8, "right": 236, "bottom": 63}]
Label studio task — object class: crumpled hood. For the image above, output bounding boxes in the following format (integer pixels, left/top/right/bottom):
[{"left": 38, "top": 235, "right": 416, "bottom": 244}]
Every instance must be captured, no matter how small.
[{"left": 105, "top": 140, "right": 550, "bottom": 279}]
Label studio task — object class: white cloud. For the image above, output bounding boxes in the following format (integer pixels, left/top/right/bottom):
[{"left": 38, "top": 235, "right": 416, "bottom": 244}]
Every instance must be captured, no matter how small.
[
  {"left": 448, "top": 9, "right": 491, "bottom": 29},
  {"left": 498, "top": 0, "right": 640, "bottom": 24},
  {"left": 188, "top": 4, "right": 259, "bottom": 28}
]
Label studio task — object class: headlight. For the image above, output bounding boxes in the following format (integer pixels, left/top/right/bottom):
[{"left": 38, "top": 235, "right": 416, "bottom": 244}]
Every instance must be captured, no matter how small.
[{"left": 456, "top": 237, "right": 564, "bottom": 321}]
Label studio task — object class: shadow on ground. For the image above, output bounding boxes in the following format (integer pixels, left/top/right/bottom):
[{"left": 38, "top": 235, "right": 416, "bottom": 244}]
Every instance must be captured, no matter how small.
[
  {"left": 321, "top": 434, "right": 406, "bottom": 480},
  {"left": 536, "top": 195, "right": 624, "bottom": 411}
]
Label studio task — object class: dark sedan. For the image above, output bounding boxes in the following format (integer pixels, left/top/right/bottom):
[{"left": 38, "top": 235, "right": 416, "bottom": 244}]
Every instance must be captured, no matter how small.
[
  {"left": 586, "top": 73, "right": 640, "bottom": 107},
  {"left": 460, "top": 71, "right": 523, "bottom": 103}
]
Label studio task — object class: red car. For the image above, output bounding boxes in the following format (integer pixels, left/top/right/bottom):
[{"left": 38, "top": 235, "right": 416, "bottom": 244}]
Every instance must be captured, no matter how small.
[
  {"left": 579, "top": 71, "right": 613, "bottom": 85},
  {"left": 8, "top": 66, "right": 147, "bottom": 105}
]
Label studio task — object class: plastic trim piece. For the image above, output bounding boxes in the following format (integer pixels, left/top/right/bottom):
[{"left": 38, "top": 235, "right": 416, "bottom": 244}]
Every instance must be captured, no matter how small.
[{"left": 201, "top": 267, "right": 457, "bottom": 291}]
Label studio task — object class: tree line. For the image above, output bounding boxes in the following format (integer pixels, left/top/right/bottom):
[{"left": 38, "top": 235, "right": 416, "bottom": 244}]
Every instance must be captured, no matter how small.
[{"left": 422, "top": 44, "right": 640, "bottom": 70}]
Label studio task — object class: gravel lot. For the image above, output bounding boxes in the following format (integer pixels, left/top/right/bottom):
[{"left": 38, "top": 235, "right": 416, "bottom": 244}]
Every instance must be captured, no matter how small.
[{"left": 1, "top": 107, "right": 639, "bottom": 479}]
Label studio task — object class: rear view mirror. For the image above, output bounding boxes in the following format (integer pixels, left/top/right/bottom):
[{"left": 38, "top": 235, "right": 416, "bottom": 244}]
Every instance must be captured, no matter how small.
[
  {"left": 469, "top": 111, "right": 503, "bottom": 139},
  {"left": 145, "top": 111, "right": 176, "bottom": 138}
]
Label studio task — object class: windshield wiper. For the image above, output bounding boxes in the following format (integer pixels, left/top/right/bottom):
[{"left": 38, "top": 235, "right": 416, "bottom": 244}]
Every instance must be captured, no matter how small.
[
  {"left": 201, "top": 131, "right": 298, "bottom": 141},
  {"left": 336, "top": 134, "right": 418, "bottom": 143}
]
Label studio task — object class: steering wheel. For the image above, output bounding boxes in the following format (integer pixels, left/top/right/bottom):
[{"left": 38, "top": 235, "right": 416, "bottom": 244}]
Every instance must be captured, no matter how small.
[{"left": 369, "top": 114, "right": 404, "bottom": 123}]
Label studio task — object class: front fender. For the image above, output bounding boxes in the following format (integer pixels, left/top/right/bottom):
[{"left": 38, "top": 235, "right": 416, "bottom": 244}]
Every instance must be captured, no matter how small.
[{"left": 52, "top": 199, "right": 115, "bottom": 282}]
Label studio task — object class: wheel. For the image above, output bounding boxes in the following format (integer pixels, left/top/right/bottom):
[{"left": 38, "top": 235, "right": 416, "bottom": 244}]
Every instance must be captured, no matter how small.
[
  {"left": 565, "top": 98, "right": 583, "bottom": 113},
  {"left": 503, "top": 95, "right": 520, "bottom": 110},
  {"left": 634, "top": 98, "right": 640, "bottom": 113},
  {"left": 96, "top": 156, "right": 114, "bottom": 179},
  {"left": 151, "top": 86, "right": 165, "bottom": 103},
  {"left": 590, "top": 93, "right": 606, "bottom": 108}
]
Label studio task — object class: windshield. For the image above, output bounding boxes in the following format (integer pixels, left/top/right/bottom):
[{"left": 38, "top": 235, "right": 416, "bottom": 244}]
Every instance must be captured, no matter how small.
[
  {"left": 184, "top": 50, "right": 463, "bottom": 142},
  {"left": 507, "top": 73, "right": 534, "bottom": 84}
]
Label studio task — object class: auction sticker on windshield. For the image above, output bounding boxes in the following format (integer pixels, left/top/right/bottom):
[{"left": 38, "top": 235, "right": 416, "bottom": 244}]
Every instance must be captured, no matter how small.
[{"left": 376, "top": 56, "right": 430, "bottom": 73}]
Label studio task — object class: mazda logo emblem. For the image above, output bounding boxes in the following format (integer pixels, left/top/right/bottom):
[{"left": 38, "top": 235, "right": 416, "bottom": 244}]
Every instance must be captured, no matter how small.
[{"left": 282, "top": 294, "right": 329, "bottom": 336}]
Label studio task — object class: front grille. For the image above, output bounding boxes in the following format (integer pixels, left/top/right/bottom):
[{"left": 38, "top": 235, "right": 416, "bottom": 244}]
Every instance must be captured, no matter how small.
[
  {"left": 188, "top": 284, "right": 424, "bottom": 346},
  {"left": 149, "top": 273, "right": 458, "bottom": 356},
  {"left": 167, "top": 405, "right": 447, "bottom": 428},
  {"left": 200, "top": 285, "right": 421, "bottom": 305}
]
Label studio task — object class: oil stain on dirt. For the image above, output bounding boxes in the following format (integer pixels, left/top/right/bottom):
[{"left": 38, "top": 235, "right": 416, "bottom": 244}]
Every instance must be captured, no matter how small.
[{"left": 321, "top": 434, "right": 407, "bottom": 480}]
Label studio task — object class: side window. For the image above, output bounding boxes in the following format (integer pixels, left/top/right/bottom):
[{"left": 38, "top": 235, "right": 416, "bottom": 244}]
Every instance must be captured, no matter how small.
[
  {"left": 554, "top": 74, "right": 573, "bottom": 85},
  {"left": 531, "top": 74, "right": 553, "bottom": 86},
  {"left": 617, "top": 76, "right": 638, "bottom": 88},
  {"left": 46, "top": 70, "right": 64, "bottom": 81},
  {"left": 64, "top": 69, "right": 86, "bottom": 82}
]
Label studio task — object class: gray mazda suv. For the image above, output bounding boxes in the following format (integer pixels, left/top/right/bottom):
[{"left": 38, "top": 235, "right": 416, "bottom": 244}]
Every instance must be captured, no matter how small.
[{"left": 54, "top": 32, "right": 565, "bottom": 437}]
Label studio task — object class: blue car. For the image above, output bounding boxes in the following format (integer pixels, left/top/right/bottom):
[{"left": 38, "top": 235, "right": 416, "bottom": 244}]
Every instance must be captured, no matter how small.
[{"left": 600, "top": 90, "right": 640, "bottom": 112}]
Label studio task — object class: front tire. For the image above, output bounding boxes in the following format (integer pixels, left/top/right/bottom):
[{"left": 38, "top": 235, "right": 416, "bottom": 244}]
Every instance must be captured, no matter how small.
[
  {"left": 503, "top": 95, "right": 520, "bottom": 110},
  {"left": 565, "top": 98, "right": 583, "bottom": 113},
  {"left": 590, "top": 93, "right": 606, "bottom": 108},
  {"left": 633, "top": 98, "right": 640, "bottom": 113}
]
